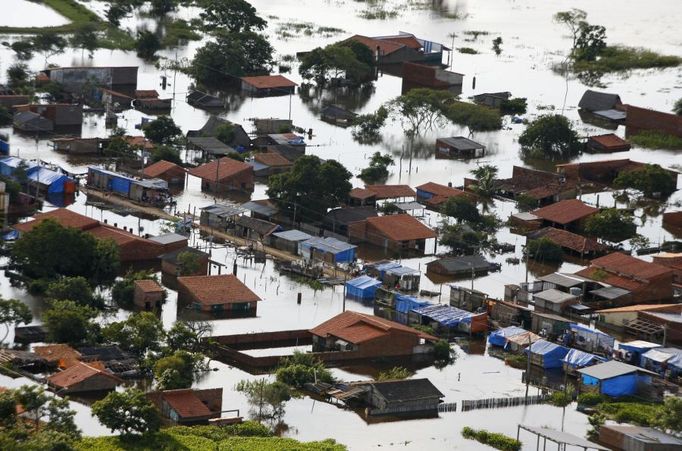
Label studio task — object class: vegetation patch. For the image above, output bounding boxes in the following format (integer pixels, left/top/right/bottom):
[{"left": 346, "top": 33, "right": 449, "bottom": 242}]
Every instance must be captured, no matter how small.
[
  {"left": 461, "top": 427, "right": 521, "bottom": 451},
  {"left": 629, "top": 130, "right": 682, "bottom": 151},
  {"left": 457, "top": 47, "right": 479, "bottom": 54},
  {"left": 0, "top": 0, "right": 102, "bottom": 33},
  {"left": 572, "top": 46, "right": 682, "bottom": 73},
  {"left": 275, "top": 21, "right": 344, "bottom": 39}
]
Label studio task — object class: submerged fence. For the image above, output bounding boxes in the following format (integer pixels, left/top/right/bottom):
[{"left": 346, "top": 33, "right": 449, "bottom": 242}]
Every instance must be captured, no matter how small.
[{"left": 461, "top": 394, "right": 549, "bottom": 412}]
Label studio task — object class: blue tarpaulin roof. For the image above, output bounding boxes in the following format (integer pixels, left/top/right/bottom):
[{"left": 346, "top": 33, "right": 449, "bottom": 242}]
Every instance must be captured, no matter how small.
[
  {"left": 488, "top": 326, "right": 527, "bottom": 347},
  {"left": 562, "top": 349, "right": 605, "bottom": 369},
  {"left": 411, "top": 304, "right": 473, "bottom": 327},
  {"left": 386, "top": 266, "right": 419, "bottom": 276},
  {"left": 526, "top": 340, "right": 569, "bottom": 369},
  {"left": 345, "top": 275, "right": 382, "bottom": 300},
  {"left": 27, "top": 167, "right": 72, "bottom": 193},
  {"left": 619, "top": 341, "right": 661, "bottom": 352},
  {"left": 346, "top": 275, "right": 382, "bottom": 290},
  {"left": 394, "top": 293, "right": 430, "bottom": 314}
]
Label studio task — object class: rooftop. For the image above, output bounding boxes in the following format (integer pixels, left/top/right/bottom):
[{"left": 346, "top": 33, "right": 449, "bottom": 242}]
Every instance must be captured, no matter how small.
[
  {"left": 588, "top": 252, "right": 673, "bottom": 281},
  {"left": 160, "top": 389, "right": 216, "bottom": 419},
  {"left": 529, "top": 227, "right": 606, "bottom": 254},
  {"left": 149, "top": 233, "right": 188, "bottom": 246},
  {"left": 365, "top": 215, "right": 436, "bottom": 241},
  {"left": 578, "top": 360, "right": 656, "bottom": 379},
  {"left": 240, "top": 75, "right": 297, "bottom": 89},
  {"left": 134, "top": 279, "right": 164, "bottom": 294},
  {"left": 178, "top": 274, "right": 262, "bottom": 306},
  {"left": 33, "top": 344, "right": 81, "bottom": 368},
  {"left": 142, "top": 160, "right": 185, "bottom": 178},
  {"left": 600, "top": 425, "right": 682, "bottom": 446},
  {"left": 596, "top": 304, "right": 681, "bottom": 314},
  {"left": 534, "top": 289, "right": 578, "bottom": 304},
  {"left": 15, "top": 208, "right": 99, "bottom": 233},
  {"left": 189, "top": 157, "right": 252, "bottom": 182},
  {"left": 532, "top": 199, "right": 598, "bottom": 225},
  {"left": 363, "top": 184, "right": 416, "bottom": 200},
  {"left": 253, "top": 152, "right": 291, "bottom": 167},
  {"left": 311, "top": 310, "right": 435, "bottom": 344},
  {"left": 272, "top": 229, "right": 312, "bottom": 242},
  {"left": 370, "top": 378, "right": 443, "bottom": 402},
  {"left": 437, "top": 136, "right": 485, "bottom": 151},
  {"left": 578, "top": 90, "right": 622, "bottom": 112},
  {"left": 235, "top": 215, "right": 279, "bottom": 236},
  {"left": 48, "top": 362, "right": 120, "bottom": 389},
  {"left": 589, "top": 133, "right": 630, "bottom": 148}
]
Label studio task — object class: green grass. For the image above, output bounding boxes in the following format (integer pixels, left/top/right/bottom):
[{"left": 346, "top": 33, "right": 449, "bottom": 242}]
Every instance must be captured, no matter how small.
[
  {"left": 0, "top": 0, "right": 102, "bottom": 33},
  {"left": 630, "top": 130, "right": 682, "bottom": 150},
  {"left": 597, "top": 401, "right": 662, "bottom": 427},
  {"left": 457, "top": 47, "right": 479, "bottom": 54},
  {"left": 573, "top": 46, "right": 682, "bottom": 73},
  {"left": 461, "top": 427, "right": 521, "bottom": 451},
  {"left": 162, "top": 19, "right": 202, "bottom": 47}
]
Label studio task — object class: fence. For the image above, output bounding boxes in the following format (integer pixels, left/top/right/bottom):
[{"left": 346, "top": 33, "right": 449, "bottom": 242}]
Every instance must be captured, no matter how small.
[
  {"left": 461, "top": 394, "right": 549, "bottom": 412},
  {"left": 437, "top": 402, "right": 457, "bottom": 413}
]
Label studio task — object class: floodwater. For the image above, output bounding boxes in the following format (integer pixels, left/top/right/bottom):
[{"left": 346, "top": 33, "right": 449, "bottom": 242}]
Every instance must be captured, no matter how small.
[
  {"left": 1, "top": 0, "right": 681, "bottom": 449},
  {"left": 1, "top": 0, "right": 70, "bottom": 28}
]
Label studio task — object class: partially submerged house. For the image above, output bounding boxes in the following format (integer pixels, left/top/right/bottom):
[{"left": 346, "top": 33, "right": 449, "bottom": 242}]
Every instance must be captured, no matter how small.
[
  {"left": 599, "top": 425, "right": 682, "bottom": 451},
  {"left": 324, "top": 207, "right": 378, "bottom": 235},
  {"left": 186, "top": 90, "right": 224, "bottom": 110},
  {"left": 529, "top": 199, "right": 598, "bottom": 231},
  {"left": 415, "top": 182, "right": 469, "bottom": 209},
  {"left": 473, "top": 91, "right": 511, "bottom": 108},
  {"left": 577, "top": 360, "right": 656, "bottom": 397},
  {"left": 362, "top": 379, "right": 443, "bottom": 417},
  {"left": 625, "top": 104, "right": 682, "bottom": 139},
  {"left": 533, "top": 288, "right": 579, "bottom": 314},
  {"left": 240, "top": 75, "right": 296, "bottom": 96},
  {"left": 187, "top": 116, "right": 251, "bottom": 150},
  {"left": 270, "top": 229, "right": 312, "bottom": 255},
  {"left": 189, "top": 157, "right": 255, "bottom": 193},
  {"left": 449, "top": 286, "right": 487, "bottom": 312},
  {"left": 556, "top": 159, "right": 677, "bottom": 190},
  {"left": 578, "top": 90, "right": 625, "bottom": 122},
  {"left": 526, "top": 340, "right": 569, "bottom": 369},
  {"left": 47, "top": 362, "right": 121, "bottom": 395},
  {"left": 348, "top": 214, "right": 436, "bottom": 253},
  {"left": 400, "top": 62, "right": 463, "bottom": 94},
  {"left": 13, "top": 111, "right": 53, "bottom": 132},
  {"left": 586, "top": 134, "right": 631, "bottom": 153},
  {"left": 596, "top": 304, "right": 682, "bottom": 330},
  {"left": 249, "top": 152, "right": 292, "bottom": 177},
  {"left": 410, "top": 304, "right": 488, "bottom": 335},
  {"left": 133, "top": 279, "right": 165, "bottom": 310},
  {"left": 199, "top": 203, "right": 244, "bottom": 230},
  {"left": 435, "top": 136, "right": 486, "bottom": 159},
  {"left": 299, "top": 236, "right": 357, "bottom": 265},
  {"left": 142, "top": 160, "right": 186, "bottom": 185},
  {"left": 527, "top": 227, "right": 606, "bottom": 257},
  {"left": 426, "top": 255, "right": 499, "bottom": 278},
  {"left": 233, "top": 215, "right": 280, "bottom": 242},
  {"left": 15, "top": 103, "right": 83, "bottom": 128},
  {"left": 34, "top": 344, "right": 81, "bottom": 369},
  {"left": 160, "top": 247, "right": 210, "bottom": 277},
  {"left": 345, "top": 275, "right": 383, "bottom": 300},
  {"left": 345, "top": 33, "right": 450, "bottom": 65},
  {"left": 177, "top": 274, "right": 262, "bottom": 315},
  {"left": 321, "top": 105, "right": 357, "bottom": 126},
  {"left": 147, "top": 388, "right": 223, "bottom": 425},
  {"left": 187, "top": 136, "right": 237, "bottom": 158},
  {"left": 87, "top": 167, "right": 170, "bottom": 207},
  {"left": 494, "top": 166, "right": 574, "bottom": 207},
  {"left": 44, "top": 66, "right": 138, "bottom": 94}
]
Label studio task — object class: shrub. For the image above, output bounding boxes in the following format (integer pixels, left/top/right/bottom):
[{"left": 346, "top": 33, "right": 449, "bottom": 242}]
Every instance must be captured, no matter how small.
[
  {"left": 526, "top": 237, "right": 563, "bottom": 262},
  {"left": 549, "top": 390, "right": 573, "bottom": 407},
  {"left": 457, "top": 47, "right": 479, "bottom": 54},
  {"left": 577, "top": 392, "right": 605, "bottom": 406},
  {"left": 461, "top": 427, "right": 521, "bottom": 451},
  {"left": 519, "top": 114, "right": 580, "bottom": 160},
  {"left": 376, "top": 367, "right": 412, "bottom": 381},
  {"left": 614, "top": 162, "right": 678, "bottom": 197},
  {"left": 505, "top": 354, "right": 527, "bottom": 369},
  {"left": 446, "top": 101, "right": 502, "bottom": 132},
  {"left": 500, "top": 97, "right": 527, "bottom": 115}
]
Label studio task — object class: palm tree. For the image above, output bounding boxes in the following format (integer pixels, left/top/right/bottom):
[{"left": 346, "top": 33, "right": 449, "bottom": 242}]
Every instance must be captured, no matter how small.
[{"left": 469, "top": 165, "right": 499, "bottom": 197}]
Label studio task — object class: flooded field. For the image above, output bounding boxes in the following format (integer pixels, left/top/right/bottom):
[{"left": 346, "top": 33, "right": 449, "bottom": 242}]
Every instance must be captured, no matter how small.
[{"left": 1, "top": 0, "right": 681, "bottom": 449}]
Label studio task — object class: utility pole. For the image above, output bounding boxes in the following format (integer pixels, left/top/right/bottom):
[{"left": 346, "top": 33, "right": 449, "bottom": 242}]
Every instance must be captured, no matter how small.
[{"left": 525, "top": 332, "right": 531, "bottom": 400}]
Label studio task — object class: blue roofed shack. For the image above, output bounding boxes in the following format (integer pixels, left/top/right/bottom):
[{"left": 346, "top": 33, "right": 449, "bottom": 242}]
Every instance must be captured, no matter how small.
[
  {"left": 640, "top": 347, "right": 682, "bottom": 376},
  {"left": 394, "top": 293, "right": 430, "bottom": 314},
  {"left": 271, "top": 229, "right": 312, "bottom": 255},
  {"left": 0, "top": 156, "right": 37, "bottom": 177},
  {"left": 567, "top": 323, "right": 615, "bottom": 355},
  {"left": 578, "top": 361, "right": 656, "bottom": 397},
  {"left": 345, "top": 275, "right": 382, "bottom": 300},
  {"left": 299, "top": 237, "right": 356, "bottom": 265},
  {"left": 88, "top": 167, "right": 134, "bottom": 196},
  {"left": 525, "top": 340, "right": 569, "bottom": 369},
  {"left": 488, "top": 326, "right": 527, "bottom": 348},
  {"left": 562, "top": 349, "right": 606, "bottom": 375},
  {"left": 27, "top": 166, "right": 76, "bottom": 195},
  {"left": 617, "top": 340, "right": 661, "bottom": 365},
  {"left": 410, "top": 304, "right": 488, "bottom": 335}
]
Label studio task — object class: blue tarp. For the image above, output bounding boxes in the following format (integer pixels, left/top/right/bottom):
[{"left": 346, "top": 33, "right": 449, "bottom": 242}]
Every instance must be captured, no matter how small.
[
  {"left": 394, "top": 293, "right": 430, "bottom": 314},
  {"left": 488, "top": 326, "right": 527, "bottom": 348},
  {"left": 300, "top": 237, "right": 356, "bottom": 264},
  {"left": 582, "top": 373, "right": 641, "bottom": 397},
  {"left": 374, "top": 261, "right": 400, "bottom": 277},
  {"left": 0, "top": 156, "right": 37, "bottom": 177},
  {"left": 526, "top": 340, "right": 569, "bottom": 369},
  {"left": 345, "top": 275, "right": 382, "bottom": 300},
  {"left": 0, "top": 140, "right": 9, "bottom": 155},
  {"left": 562, "top": 349, "right": 605, "bottom": 369},
  {"left": 618, "top": 341, "right": 661, "bottom": 365},
  {"left": 411, "top": 304, "right": 473, "bottom": 327},
  {"left": 569, "top": 323, "right": 615, "bottom": 352},
  {"left": 27, "top": 167, "right": 71, "bottom": 193}
]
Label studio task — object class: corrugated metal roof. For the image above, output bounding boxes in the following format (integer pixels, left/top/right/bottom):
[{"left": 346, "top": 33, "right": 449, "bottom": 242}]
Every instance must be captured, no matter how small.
[
  {"left": 272, "top": 229, "right": 312, "bottom": 242},
  {"left": 578, "top": 360, "right": 656, "bottom": 379}
]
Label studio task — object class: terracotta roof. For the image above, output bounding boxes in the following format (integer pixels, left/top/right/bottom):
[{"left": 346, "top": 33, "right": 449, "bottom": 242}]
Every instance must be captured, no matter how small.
[
  {"left": 161, "top": 389, "right": 213, "bottom": 419},
  {"left": 589, "top": 134, "right": 630, "bottom": 149},
  {"left": 124, "top": 135, "right": 155, "bottom": 150},
  {"left": 596, "top": 304, "right": 682, "bottom": 314},
  {"left": 254, "top": 152, "right": 291, "bottom": 167},
  {"left": 310, "top": 310, "right": 436, "bottom": 344},
  {"left": 364, "top": 184, "right": 416, "bottom": 199},
  {"left": 48, "top": 362, "right": 120, "bottom": 389},
  {"left": 532, "top": 199, "right": 598, "bottom": 225},
  {"left": 177, "top": 274, "right": 262, "bottom": 306},
  {"left": 589, "top": 252, "right": 673, "bottom": 281},
  {"left": 416, "top": 182, "right": 467, "bottom": 198},
  {"left": 240, "top": 75, "right": 297, "bottom": 89},
  {"left": 365, "top": 215, "right": 436, "bottom": 241},
  {"left": 189, "top": 157, "right": 253, "bottom": 182},
  {"left": 143, "top": 160, "right": 185, "bottom": 178},
  {"left": 575, "top": 266, "right": 644, "bottom": 292},
  {"left": 33, "top": 344, "right": 81, "bottom": 368},
  {"left": 384, "top": 35, "right": 422, "bottom": 49},
  {"left": 347, "top": 35, "right": 405, "bottom": 55},
  {"left": 14, "top": 209, "right": 99, "bottom": 233},
  {"left": 88, "top": 224, "right": 140, "bottom": 246},
  {"left": 349, "top": 187, "right": 376, "bottom": 200},
  {"left": 134, "top": 279, "right": 164, "bottom": 293},
  {"left": 135, "top": 90, "right": 159, "bottom": 99},
  {"left": 529, "top": 227, "right": 606, "bottom": 254}
]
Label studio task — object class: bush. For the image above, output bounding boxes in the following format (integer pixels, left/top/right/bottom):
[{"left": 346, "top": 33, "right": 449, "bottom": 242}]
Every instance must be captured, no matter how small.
[
  {"left": 446, "top": 101, "right": 502, "bottom": 132},
  {"left": 500, "top": 97, "right": 527, "bottom": 115},
  {"left": 629, "top": 131, "right": 682, "bottom": 151},
  {"left": 461, "top": 427, "right": 521, "bottom": 451},
  {"left": 519, "top": 114, "right": 580, "bottom": 160},
  {"left": 504, "top": 354, "right": 527, "bottom": 369},
  {"left": 457, "top": 47, "right": 479, "bottom": 54},
  {"left": 572, "top": 46, "right": 682, "bottom": 73},
  {"left": 376, "top": 367, "right": 412, "bottom": 381},
  {"left": 614, "top": 163, "right": 678, "bottom": 197},
  {"left": 276, "top": 351, "right": 334, "bottom": 388},
  {"left": 577, "top": 392, "right": 605, "bottom": 406},
  {"left": 584, "top": 208, "right": 637, "bottom": 243},
  {"left": 549, "top": 390, "right": 573, "bottom": 407},
  {"left": 526, "top": 237, "right": 563, "bottom": 262}
]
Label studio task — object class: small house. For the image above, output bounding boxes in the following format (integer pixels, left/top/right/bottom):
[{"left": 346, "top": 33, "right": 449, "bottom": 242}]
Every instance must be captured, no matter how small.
[
  {"left": 15, "top": 103, "right": 83, "bottom": 127},
  {"left": 348, "top": 214, "right": 436, "bottom": 254},
  {"left": 149, "top": 233, "right": 188, "bottom": 255},
  {"left": 586, "top": 134, "right": 631, "bottom": 153},
  {"left": 187, "top": 136, "right": 236, "bottom": 158},
  {"left": 449, "top": 285, "right": 487, "bottom": 312},
  {"left": 250, "top": 152, "right": 292, "bottom": 177},
  {"left": 299, "top": 237, "right": 357, "bottom": 265},
  {"left": 525, "top": 340, "right": 569, "bottom": 369},
  {"left": 186, "top": 116, "right": 251, "bottom": 150},
  {"left": 128, "top": 178, "right": 170, "bottom": 207},
  {"left": 177, "top": 274, "right": 262, "bottom": 314},
  {"left": 33, "top": 344, "right": 81, "bottom": 369},
  {"left": 345, "top": 275, "right": 382, "bottom": 300},
  {"left": 599, "top": 425, "right": 682, "bottom": 451},
  {"left": 578, "top": 361, "right": 656, "bottom": 397},
  {"left": 640, "top": 347, "right": 682, "bottom": 376},
  {"left": 489, "top": 298, "right": 532, "bottom": 328},
  {"left": 241, "top": 199, "right": 279, "bottom": 221},
  {"left": 147, "top": 388, "right": 223, "bottom": 425},
  {"left": 364, "top": 379, "right": 443, "bottom": 417},
  {"left": 47, "top": 362, "right": 121, "bottom": 395},
  {"left": 410, "top": 303, "right": 488, "bottom": 335},
  {"left": 186, "top": 90, "right": 224, "bottom": 109},
  {"left": 13, "top": 111, "right": 53, "bottom": 132},
  {"left": 401, "top": 62, "right": 463, "bottom": 94},
  {"left": 344, "top": 33, "right": 449, "bottom": 65},
  {"left": 160, "top": 247, "right": 210, "bottom": 277},
  {"left": 426, "top": 255, "right": 499, "bottom": 278},
  {"left": 473, "top": 91, "right": 511, "bottom": 108},
  {"left": 189, "top": 157, "right": 254, "bottom": 193},
  {"left": 383, "top": 265, "right": 420, "bottom": 291},
  {"left": 324, "top": 207, "right": 378, "bottom": 235},
  {"left": 321, "top": 105, "right": 356, "bottom": 126},
  {"left": 133, "top": 279, "right": 165, "bottom": 310},
  {"left": 26, "top": 167, "right": 77, "bottom": 197},
  {"left": 142, "top": 160, "right": 186, "bottom": 185},
  {"left": 596, "top": 304, "right": 682, "bottom": 330},
  {"left": 531, "top": 312, "right": 572, "bottom": 341},
  {"left": 233, "top": 215, "right": 280, "bottom": 242},
  {"left": 578, "top": 90, "right": 624, "bottom": 121},
  {"left": 415, "top": 182, "right": 470, "bottom": 209},
  {"left": 200, "top": 203, "right": 244, "bottom": 230},
  {"left": 240, "top": 75, "right": 296, "bottom": 96},
  {"left": 495, "top": 166, "right": 575, "bottom": 207},
  {"left": 527, "top": 227, "right": 606, "bottom": 257},
  {"left": 568, "top": 323, "right": 615, "bottom": 355},
  {"left": 77, "top": 346, "right": 139, "bottom": 378},
  {"left": 531, "top": 199, "right": 598, "bottom": 231},
  {"left": 617, "top": 340, "right": 662, "bottom": 366},
  {"left": 562, "top": 349, "right": 605, "bottom": 376},
  {"left": 270, "top": 229, "right": 312, "bottom": 255},
  {"left": 253, "top": 118, "right": 293, "bottom": 135},
  {"left": 533, "top": 289, "right": 579, "bottom": 314},
  {"left": 487, "top": 326, "right": 527, "bottom": 348},
  {"left": 45, "top": 66, "right": 138, "bottom": 93},
  {"left": 435, "top": 137, "right": 485, "bottom": 159}
]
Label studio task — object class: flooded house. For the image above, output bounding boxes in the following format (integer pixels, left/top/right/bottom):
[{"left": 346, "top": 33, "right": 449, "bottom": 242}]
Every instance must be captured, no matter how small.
[
  {"left": 33, "top": 344, "right": 81, "bottom": 369},
  {"left": 415, "top": 182, "right": 470, "bottom": 209},
  {"left": 310, "top": 310, "right": 437, "bottom": 358},
  {"left": 187, "top": 136, "right": 237, "bottom": 159},
  {"left": 249, "top": 152, "right": 293, "bottom": 177},
  {"left": 596, "top": 304, "right": 682, "bottom": 331},
  {"left": 240, "top": 75, "right": 296, "bottom": 96},
  {"left": 525, "top": 340, "right": 569, "bottom": 369},
  {"left": 186, "top": 90, "right": 224, "bottom": 110},
  {"left": 77, "top": 346, "right": 140, "bottom": 378},
  {"left": 188, "top": 157, "right": 255, "bottom": 193},
  {"left": 435, "top": 136, "right": 486, "bottom": 159},
  {"left": 561, "top": 349, "right": 606, "bottom": 376},
  {"left": 187, "top": 116, "right": 252, "bottom": 151},
  {"left": 616, "top": 340, "right": 662, "bottom": 366},
  {"left": 348, "top": 214, "right": 437, "bottom": 254},
  {"left": 142, "top": 160, "right": 186, "bottom": 186},
  {"left": 324, "top": 206, "right": 378, "bottom": 235},
  {"left": 489, "top": 299, "right": 532, "bottom": 328},
  {"left": 13, "top": 111, "right": 53, "bottom": 132},
  {"left": 133, "top": 279, "right": 165, "bottom": 310},
  {"left": 15, "top": 103, "right": 83, "bottom": 128},
  {"left": 132, "top": 90, "right": 172, "bottom": 112},
  {"left": 160, "top": 247, "right": 210, "bottom": 277},
  {"left": 47, "top": 362, "right": 121, "bottom": 395},
  {"left": 530, "top": 312, "right": 572, "bottom": 341},
  {"left": 449, "top": 286, "right": 487, "bottom": 312},
  {"left": 345, "top": 275, "right": 382, "bottom": 301},
  {"left": 150, "top": 231, "right": 188, "bottom": 254},
  {"left": 426, "top": 255, "right": 499, "bottom": 278},
  {"left": 400, "top": 62, "right": 463, "bottom": 94},
  {"left": 361, "top": 379, "right": 443, "bottom": 417},
  {"left": 525, "top": 199, "right": 598, "bottom": 232},
  {"left": 299, "top": 236, "right": 357, "bottom": 265},
  {"left": 87, "top": 167, "right": 171, "bottom": 207},
  {"left": 233, "top": 215, "right": 281, "bottom": 242},
  {"left": 494, "top": 166, "right": 575, "bottom": 207},
  {"left": 578, "top": 89, "right": 625, "bottom": 123},
  {"left": 177, "top": 274, "right": 262, "bottom": 315},
  {"left": 533, "top": 288, "right": 580, "bottom": 314},
  {"left": 52, "top": 137, "right": 107, "bottom": 155},
  {"left": 320, "top": 104, "right": 356, "bottom": 126},
  {"left": 472, "top": 91, "right": 511, "bottom": 108},
  {"left": 585, "top": 134, "right": 631, "bottom": 153},
  {"left": 44, "top": 66, "right": 138, "bottom": 94},
  {"left": 147, "top": 388, "right": 223, "bottom": 425},
  {"left": 270, "top": 229, "right": 313, "bottom": 255},
  {"left": 252, "top": 133, "right": 306, "bottom": 159},
  {"left": 556, "top": 159, "right": 678, "bottom": 191},
  {"left": 345, "top": 33, "right": 450, "bottom": 65},
  {"left": 242, "top": 199, "right": 279, "bottom": 221},
  {"left": 409, "top": 304, "right": 488, "bottom": 336},
  {"left": 200, "top": 203, "right": 245, "bottom": 230},
  {"left": 599, "top": 425, "right": 682, "bottom": 451},
  {"left": 577, "top": 361, "right": 656, "bottom": 397},
  {"left": 651, "top": 253, "right": 682, "bottom": 284},
  {"left": 349, "top": 184, "right": 416, "bottom": 207},
  {"left": 625, "top": 104, "right": 682, "bottom": 139},
  {"left": 526, "top": 227, "right": 607, "bottom": 257}
]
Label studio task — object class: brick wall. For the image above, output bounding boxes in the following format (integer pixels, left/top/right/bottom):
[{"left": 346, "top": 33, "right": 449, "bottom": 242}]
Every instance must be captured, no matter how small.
[{"left": 626, "top": 104, "right": 682, "bottom": 138}]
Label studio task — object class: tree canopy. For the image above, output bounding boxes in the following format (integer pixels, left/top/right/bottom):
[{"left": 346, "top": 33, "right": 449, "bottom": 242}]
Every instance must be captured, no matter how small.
[
  {"left": 468, "top": 165, "right": 498, "bottom": 197},
  {"left": 199, "top": 0, "right": 267, "bottom": 33},
  {"left": 46, "top": 276, "right": 103, "bottom": 309},
  {"left": 0, "top": 298, "right": 32, "bottom": 343},
  {"left": 153, "top": 350, "right": 201, "bottom": 390},
  {"left": 613, "top": 164, "right": 677, "bottom": 198},
  {"left": 43, "top": 300, "right": 99, "bottom": 345},
  {"left": 299, "top": 41, "right": 374, "bottom": 86},
  {"left": 358, "top": 152, "right": 394, "bottom": 184},
  {"left": 102, "top": 312, "right": 165, "bottom": 357},
  {"left": 585, "top": 208, "right": 637, "bottom": 243},
  {"left": 92, "top": 389, "right": 161, "bottom": 437},
  {"left": 527, "top": 237, "right": 563, "bottom": 262},
  {"left": 143, "top": 116, "right": 182, "bottom": 145},
  {"left": 388, "top": 88, "right": 454, "bottom": 136},
  {"left": 267, "top": 155, "right": 352, "bottom": 222},
  {"left": 518, "top": 114, "right": 580, "bottom": 160}
]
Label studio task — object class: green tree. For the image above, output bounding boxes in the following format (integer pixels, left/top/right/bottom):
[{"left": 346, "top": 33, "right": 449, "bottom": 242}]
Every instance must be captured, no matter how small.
[
  {"left": 613, "top": 164, "right": 677, "bottom": 198},
  {"left": 143, "top": 116, "right": 182, "bottom": 145},
  {"left": 31, "top": 33, "right": 67, "bottom": 67},
  {"left": 500, "top": 97, "right": 527, "bottom": 115},
  {"left": 104, "top": 136, "right": 138, "bottom": 158},
  {"left": 275, "top": 351, "right": 334, "bottom": 388},
  {"left": 102, "top": 312, "right": 165, "bottom": 357},
  {"left": 92, "top": 389, "right": 161, "bottom": 437},
  {"left": 165, "top": 321, "right": 211, "bottom": 353},
  {"left": 199, "top": 0, "right": 267, "bottom": 33},
  {"left": 574, "top": 22, "right": 607, "bottom": 62},
  {"left": 7, "top": 63, "right": 30, "bottom": 88},
  {"left": 299, "top": 42, "right": 374, "bottom": 86},
  {"left": 176, "top": 251, "right": 202, "bottom": 276},
  {"left": 376, "top": 366, "right": 412, "bottom": 381},
  {"left": 70, "top": 24, "right": 98, "bottom": 58},
  {"left": 135, "top": 30, "right": 161, "bottom": 60},
  {"left": 554, "top": 9, "right": 588, "bottom": 52},
  {"left": 359, "top": 152, "right": 394, "bottom": 183},
  {"left": 469, "top": 164, "right": 498, "bottom": 197},
  {"left": 658, "top": 396, "right": 682, "bottom": 433},
  {"left": 106, "top": 4, "right": 131, "bottom": 27},
  {"left": 445, "top": 101, "right": 502, "bottom": 133},
  {"left": 518, "top": 114, "right": 580, "bottom": 160},
  {"left": 0, "top": 390, "right": 17, "bottom": 427},
  {"left": 351, "top": 106, "right": 388, "bottom": 144},
  {"left": 6, "top": 39, "right": 34, "bottom": 60},
  {"left": 267, "top": 155, "right": 352, "bottom": 222},
  {"left": 388, "top": 88, "right": 454, "bottom": 136},
  {"left": 441, "top": 196, "right": 480, "bottom": 223},
  {"left": 215, "top": 123, "right": 235, "bottom": 145},
  {"left": 153, "top": 350, "right": 201, "bottom": 390},
  {"left": 46, "top": 277, "right": 102, "bottom": 309},
  {"left": 585, "top": 208, "right": 637, "bottom": 243},
  {"left": 92, "top": 239, "right": 121, "bottom": 287},
  {"left": 439, "top": 223, "right": 496, "bottom": 255},
  {"left": 527, "top": 237, "right": 563, "bottom": 262},
  {"left": 492, "top": 37, "right": 503, "bottom": 55},
  {"left": 111, "top": 271, "right": 156, "bottom": 309},
  {"left": 674, "top": 98, "right": 682, "bottom": 116},
  {"left": 13, "top": 386, "right": 79, "bottom": 436},
  {"left": 43, "top": 300, "right": 98, "bottom": 345},
  {"left": 0, "top": 298, "right": 32, "bottom": 343},
  {"left": 236, "top": 379, "right": 291, "bottom": 422},
  {"left": 150, "top": 0, "right": 177, "bottom": 15},
  {"left": 151, "top": 145, "right": 182, "bottom": 165}
]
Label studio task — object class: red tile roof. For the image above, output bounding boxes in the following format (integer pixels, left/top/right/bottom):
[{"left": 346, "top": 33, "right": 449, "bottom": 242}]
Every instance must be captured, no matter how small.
[
  {"left": 575, "top": 266, "right": 644, "bottom": 291},
  {"left": 349, "top": 187, "right": 376, "bottom": 200},
  {"left": 134, "top": 279, "right": 164, "bottom": 293},
  {"left": 589, "top": 252, "right": 673, "bottom": 281},
  {"left": 254, "top": 152, "right": 291, "bottom": 167},
  {"left": 47, "top": 362, "right": 120, "bottom": 389},
  {"left": 124, "top": 135, "right": 155, "bottom": 150},
  {"left": 365, "top": 214, "right": 436, "bottom": 241},
  {"left": 532, "top": 199, "right": 598, "bottom": 225},
  {"left": 416, "top": 182, "right": 467, "bottom": 198},
  {"left": 364, "top": 184, "right": 416, "bottom": 199},
  {"left": 189, "top": 157, "right": 253, "bottom": 183},
  {"left": 177, "top": 274, "right": 262, "bottom": 306},
  {"left": 530, "top": 227, "right": 606, "bottom": 254},
  {"left": 240, "top": 75, "right": 297, "bottom": 90},
  {"left": 589, "top": 134, "right": 630, "bottom": 149},
  {"left": 347, "top": 35, "right": 405, "bottom": 55},
  {"left": 14, "top": 209, "right": 99, "bottom": 233},
  {"left": 310, "top": 310, "right": 436, "bottom": 344},
  {"left": 596, "top": 304, "right": 682, "bottom": 314},
  {"left": 135, "top": 90, "right": 159, "bottom": 99},
  {"left": 33, "top": 344, "right": 81, "bottom": 368},
  {"left": 143, "top": 160, "right": 185, "bottom": 178},
  {"left": 385, "top": 35, "right": 422, "bottom": 49},
  {"left": 161, "top": 389, "right": 213, "bottom": 419}
]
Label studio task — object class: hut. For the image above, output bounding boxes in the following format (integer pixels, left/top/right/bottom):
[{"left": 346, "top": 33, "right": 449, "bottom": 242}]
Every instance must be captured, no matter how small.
[
  {"left": 568, "top": 323, "right": 615, "bottom": 355},
  {"left": 299, "top": 237, "right": 357, "bottom": 265},
  {"left": 383, "top": 265, "right": 420, "bottom": 291},
  {"left": 345, "top": 275, "right": 382, "bottom": 300},
  {"left": 177, "top": 274, "right": 262, "bottom": 315},
  {"left": 250, "top": 152, "right": 292, "bottom": 177},
  {"left": 199, "top": 203, "right": 244, "bottom": 231},
  {"left": 26, "top": 167, "right": 76, "bottom": 197},
  {"left": 616, "top": 340, "right": 662, "bottom": 366},
  {"left": 47, "top": 362, "right": 121, "bottom": 394},
  {"left": 410, "top": 304, "right": 488, "bottom": 335},
  {"left": 585, "top": 134, "right": 631, "bottom": 153},
  {"left": 160, "top": 247, "right": 210, "bottom": 277},
  {"left": 147, "top": 388, "right": 223, "bottom": 425},
  {"left": 364, "top": 379, "right": 443, "bottom": 417},
  {"left": 133, "top": 279, "right": 165, "bottom": 310},
  {"left": 321, "top": 105, "right": 356, "bottom": 126},
  {"left": 578, "top": 361, "right": 656, "bottom": 397},
  {"left": 473, "top": 92, "right": 511, "bottom": 108},
  {"left": 233, "top": 216, "right": 280, "bottom": 242},
  {"left": 426, "top": 255, "right": 499, "bottom": 277},
  {"left": 435, "top": 137, "right": 485, "bottom": 159},
  {"left": 533, "top": 289, "right": 580, "bottom": 314},
  {"left": 562, "top": 349, "right": 606, "bottom": 376},
  {"left": 189, "top": 157, "right": 254, "bottom": 193},
  {"left": 531, "top": 312, "right": 572, "bottom": 340},
  {"left": 449, "top": 286, "right": 487, "bottom": 312},
  {"left": 525, "top": 340, "right": 569, "bottom": 369},
  {"left": 348, "top": 214, "right": 436, "bottom": 254},
  {"left": 487, "top": 326, "right": 527, "bottom": 348},
  {"left": 270, "top": 229, "right": 312, "bottom": 255}
]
